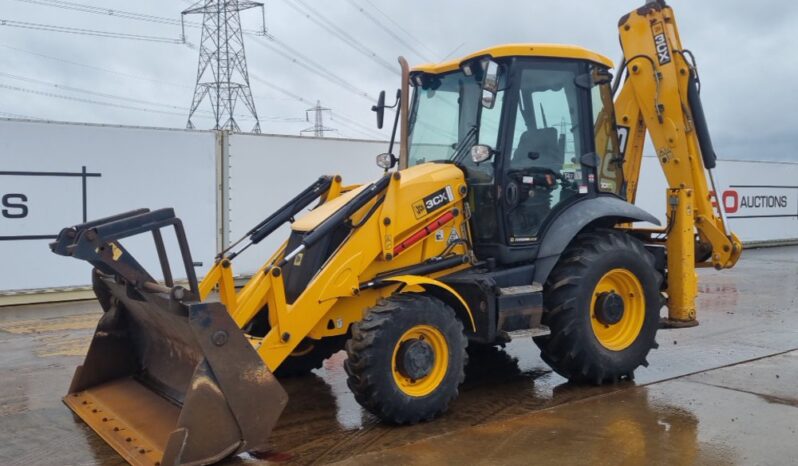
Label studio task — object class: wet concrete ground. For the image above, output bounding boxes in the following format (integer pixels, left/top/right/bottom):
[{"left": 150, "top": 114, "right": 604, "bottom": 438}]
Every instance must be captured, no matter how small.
[{"left": 0, "top": 246, "right": 796, "bottom": 465}]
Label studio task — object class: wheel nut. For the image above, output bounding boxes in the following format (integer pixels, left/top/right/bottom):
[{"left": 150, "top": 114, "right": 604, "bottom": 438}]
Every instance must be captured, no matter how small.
[{"left": 212, "top": 330, "right": 228, "bottom": 346}]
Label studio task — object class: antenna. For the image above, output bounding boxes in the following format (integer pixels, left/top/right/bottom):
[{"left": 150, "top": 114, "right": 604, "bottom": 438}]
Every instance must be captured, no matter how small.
[{"left": 182, "top": 1, "right": 265, "bottom": 133}]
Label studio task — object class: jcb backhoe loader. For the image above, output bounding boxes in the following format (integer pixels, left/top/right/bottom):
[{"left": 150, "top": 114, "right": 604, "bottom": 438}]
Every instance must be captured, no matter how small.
[{"left": 51, "top": 1, "right": 741, "bottom": 464}]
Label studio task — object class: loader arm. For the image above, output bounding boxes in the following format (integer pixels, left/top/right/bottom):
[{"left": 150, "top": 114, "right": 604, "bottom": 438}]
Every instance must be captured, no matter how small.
[{"left": 614, "top": 0, "right": 743, "bottom": 324}]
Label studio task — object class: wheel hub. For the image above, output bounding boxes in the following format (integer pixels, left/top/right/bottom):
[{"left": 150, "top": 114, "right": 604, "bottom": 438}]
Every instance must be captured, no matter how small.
[
  {"left": 595, "top": 291, "right": 625, "bottom": 325},
  {"left": 396, "top": 338, "right": 435, "bottom": 380}
]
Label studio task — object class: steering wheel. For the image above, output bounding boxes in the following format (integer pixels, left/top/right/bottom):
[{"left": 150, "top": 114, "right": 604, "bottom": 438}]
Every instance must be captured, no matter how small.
[{"left": 508, "top": 166, "right": 561, "bottom": 189}]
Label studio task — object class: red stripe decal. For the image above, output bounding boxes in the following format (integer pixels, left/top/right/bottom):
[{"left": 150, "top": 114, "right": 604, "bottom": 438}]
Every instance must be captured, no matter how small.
[{"left": 393, "top": 210, "right": 456, "bottom": 255}]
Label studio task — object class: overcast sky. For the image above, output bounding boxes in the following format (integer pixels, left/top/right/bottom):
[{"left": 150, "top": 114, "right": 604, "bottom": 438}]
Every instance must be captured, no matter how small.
[{"left": 0, "top": 0, "right": 795, "bottom": 161}]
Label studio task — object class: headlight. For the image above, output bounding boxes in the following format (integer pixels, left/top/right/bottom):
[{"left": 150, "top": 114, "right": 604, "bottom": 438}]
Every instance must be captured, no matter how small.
[
  {"left": 470, "top": 144, "right": 494, "bottom": 164},
  {"left": 376, "top": 152, "right": 396, "bottom": 169}
]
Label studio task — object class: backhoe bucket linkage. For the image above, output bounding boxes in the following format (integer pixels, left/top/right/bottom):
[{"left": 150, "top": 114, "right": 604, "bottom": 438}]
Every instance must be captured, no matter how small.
[{"left": 51, "top": 209, "right": 288, "bottom": 466}]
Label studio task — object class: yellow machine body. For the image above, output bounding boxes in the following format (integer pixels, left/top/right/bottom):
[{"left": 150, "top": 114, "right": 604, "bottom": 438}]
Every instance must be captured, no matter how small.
[{"left": 199, "top": 162, "right": 475, "bottom": 371}]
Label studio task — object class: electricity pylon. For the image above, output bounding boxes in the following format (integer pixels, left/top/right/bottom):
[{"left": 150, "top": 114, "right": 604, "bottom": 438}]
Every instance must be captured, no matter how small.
[
  {"left": 300, "top": 100, "right": 337, "bottom": 137},
  {"left": 183, "top": 1, "right": 264, "bottom": 133}
]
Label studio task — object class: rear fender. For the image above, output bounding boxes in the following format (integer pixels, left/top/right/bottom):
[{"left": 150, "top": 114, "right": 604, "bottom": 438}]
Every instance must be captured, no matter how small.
[
  {"left": 382, "top": 275, "right": 476, "bottom": 332},
  {"left": 534, "top": 196, "right": 661, "bottom": 285}
]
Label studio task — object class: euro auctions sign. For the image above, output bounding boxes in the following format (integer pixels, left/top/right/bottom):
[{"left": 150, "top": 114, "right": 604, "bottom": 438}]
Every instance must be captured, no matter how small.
[
  {"left": 718, "top": 186, "right": 798, "bottom": 220},
  {"left": 635, "top": 158, "right": 798, "bottom": 244}
]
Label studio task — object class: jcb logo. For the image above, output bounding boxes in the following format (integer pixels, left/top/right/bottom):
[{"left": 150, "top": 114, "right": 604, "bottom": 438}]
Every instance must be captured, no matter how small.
[
  {"left": 652, "top": 22, "right": 671, "bottom": 65},
  {"left": 412, "top": 200, "right": 427, "bottom": 219}
]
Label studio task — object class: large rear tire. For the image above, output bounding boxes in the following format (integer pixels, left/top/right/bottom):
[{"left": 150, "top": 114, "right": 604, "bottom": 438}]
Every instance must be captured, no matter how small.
[
  {"left": 345, "top": 294, "right": 467, "bottom": 424},
  {"left": 535, "top": 229, "right": 663, "bottom": 384}
]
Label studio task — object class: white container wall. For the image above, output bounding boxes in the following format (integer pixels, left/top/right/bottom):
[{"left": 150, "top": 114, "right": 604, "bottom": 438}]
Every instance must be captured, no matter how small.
[
  {"left": 633, "top": 156, "right": 798, "bottom": 243},
  {"left": 0, "top": 119, "right": 219, "bottom": 292},
  {"left": 225, "top": 133, "right": 386, "bottom": 276},
  {"left": 1, "top": 117, "right": 795, "bottom": 294}
]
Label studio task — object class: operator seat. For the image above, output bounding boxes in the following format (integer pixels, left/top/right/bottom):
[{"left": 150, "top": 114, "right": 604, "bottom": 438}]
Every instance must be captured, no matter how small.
[
  {"left": 512, "top": 127, "right": 563, "bottom": 171},
  {"left": 508, "top": 127, "right": 564, "bottom": 240}
]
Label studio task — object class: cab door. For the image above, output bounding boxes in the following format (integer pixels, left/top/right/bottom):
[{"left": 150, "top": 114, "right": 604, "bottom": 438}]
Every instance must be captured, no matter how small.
[{"left": 499, "top": 58, "right": 594, "bottom": 246}]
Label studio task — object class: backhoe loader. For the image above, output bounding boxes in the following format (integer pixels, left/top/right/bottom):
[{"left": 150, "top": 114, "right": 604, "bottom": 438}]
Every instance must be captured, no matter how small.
[{"left": 51, "top": 1, "right": 741, "bottom": 464}]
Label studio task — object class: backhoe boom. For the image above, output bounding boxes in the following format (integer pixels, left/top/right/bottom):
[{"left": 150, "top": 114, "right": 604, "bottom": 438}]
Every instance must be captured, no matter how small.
[{"left": 614, "top": 0, "right": 742, "bottom": 324}]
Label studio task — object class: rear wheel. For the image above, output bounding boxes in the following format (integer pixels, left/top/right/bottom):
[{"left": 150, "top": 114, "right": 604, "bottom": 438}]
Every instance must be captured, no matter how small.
[
  {"left": 345, "top": 294, "right": 467, "bottom": 424},
  {"left": 535, "top": 229, "right": 662, "bottom": 384}
]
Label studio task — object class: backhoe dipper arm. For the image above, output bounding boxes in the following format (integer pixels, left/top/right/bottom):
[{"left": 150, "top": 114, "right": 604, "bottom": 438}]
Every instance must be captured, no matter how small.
[{"left": 614, "top": 0, "right": 742, "bottom": 324}]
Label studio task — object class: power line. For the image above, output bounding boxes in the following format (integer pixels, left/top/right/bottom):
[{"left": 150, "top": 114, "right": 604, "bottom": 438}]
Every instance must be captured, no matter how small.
[
  {"left": 0, "top": 43, "right": 188, "bottom": 89},
  {"left": 344, "top": 0, "right": 432, "bottom": 62},
  {"left": 9, "top": 0, "right": 265, "bottom": 35},
  {"left": 282, "top": 0, "right": 398, "bottom": 75},
  {"left": 1, "top": 75, "right": 379, "bottom": 138},
  {"left": 2, "top": 0, "right": 385, "bottom": 136},
  {"left": 189, "top": 0, "right": 378, "bottom": 102},
  {"left": 0, "top": 82, "right": 196, "bottom": 117},
  {"left": 0, "top": 71, "right": 194, "bottom": 112},
  {"left": 0, "top": 77, "right": 302, "bottom": 122},
  {"left": 0, "top": 18, "right": 185, "bottom": 43},
  {"left": 11, "top": 0, "right": 379, "bottom": 103},
  {"left": 329, "top": 112, "right": 385, "bottom": 140},
  {"left": 0, "top": 110, "right": 43, "bottom": 120},
  {"left": 249, "top": 35, "right": 375, "bottom": 101},
  {"left": 0, "top": 42, "right": 289, "bottom": 104},
  {"left": 249, "top": 73, "right": 384, "bottom": 140},
  {"left": 359, "top": 0, "right": 440, "bottom": 60},
  {"left": 11, "top": 0, "right": 186, "bottom": 26}
]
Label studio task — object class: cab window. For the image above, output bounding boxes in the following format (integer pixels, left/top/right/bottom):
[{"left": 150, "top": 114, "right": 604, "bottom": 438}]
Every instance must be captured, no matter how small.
[
  {"left": 504, "top": 60, "right": 587, "bottom": 242},
  {"left": 591, "top": 67, "right": 625, "bottom": 196}
]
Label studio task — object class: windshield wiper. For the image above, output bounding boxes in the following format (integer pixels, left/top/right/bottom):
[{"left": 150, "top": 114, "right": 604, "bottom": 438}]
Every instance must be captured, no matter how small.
[{"left": 450, "top": 125, "right": 478, "bottom": 163}]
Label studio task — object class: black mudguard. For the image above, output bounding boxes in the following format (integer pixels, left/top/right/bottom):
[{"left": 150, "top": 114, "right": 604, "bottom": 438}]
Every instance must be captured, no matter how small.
[{"left": 533, "top": 196, "right": 660, "bottom": 285}]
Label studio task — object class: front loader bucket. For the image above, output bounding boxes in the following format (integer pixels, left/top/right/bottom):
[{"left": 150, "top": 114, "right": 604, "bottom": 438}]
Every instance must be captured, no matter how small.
[{"left": 51, "top": 209, "right": 288, "bottom": 466}]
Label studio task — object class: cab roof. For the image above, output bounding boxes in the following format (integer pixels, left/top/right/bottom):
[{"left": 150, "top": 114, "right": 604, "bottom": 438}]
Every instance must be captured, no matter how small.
[{"left": 411, "top": 43, "right": 614, "bottom": 74}]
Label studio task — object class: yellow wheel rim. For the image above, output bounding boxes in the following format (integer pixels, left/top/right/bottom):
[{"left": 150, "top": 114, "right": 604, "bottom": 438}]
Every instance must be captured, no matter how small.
[
  {"left": 392, "top": 325, "right": 449, "bottom": 397},
  {"left": 591, "top": 268, "right": 645, "bottom": 351}
]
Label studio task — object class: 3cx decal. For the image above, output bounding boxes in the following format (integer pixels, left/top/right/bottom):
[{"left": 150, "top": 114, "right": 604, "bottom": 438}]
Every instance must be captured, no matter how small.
[
  {"left": 713, "top": 186, "right": 798, "bottom": 219},
  {"left": 652, "top": 21, "right": 672, "bottom": 65},
  {"left": 0, "top": 167, "right": 102, "bottom": 240},
  {"left": 412, "top": 185, "right": 455, "bottom": 219}
]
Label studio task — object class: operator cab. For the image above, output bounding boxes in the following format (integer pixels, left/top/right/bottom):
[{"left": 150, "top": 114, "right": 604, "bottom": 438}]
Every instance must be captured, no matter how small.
[{"left": 405, "top": 44, "right": 626, "bottom": 265}]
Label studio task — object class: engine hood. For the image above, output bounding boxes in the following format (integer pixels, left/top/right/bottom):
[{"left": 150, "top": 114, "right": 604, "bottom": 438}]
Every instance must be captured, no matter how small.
[{"left": 291, "top": 162, "right": 465, "bottom": 233}]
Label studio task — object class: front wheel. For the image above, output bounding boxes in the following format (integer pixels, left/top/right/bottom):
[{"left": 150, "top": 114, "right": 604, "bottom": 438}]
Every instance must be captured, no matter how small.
[
  {"left": 535, "top": 229, "right": 663, "bottom": 384},
  {"left": 345, "top": 294, "right": 467, "bottom": 424}
]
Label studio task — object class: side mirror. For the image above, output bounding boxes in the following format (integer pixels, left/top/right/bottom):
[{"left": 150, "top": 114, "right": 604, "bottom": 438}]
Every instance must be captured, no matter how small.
[
  {"left": 371, "top": 90, "right": 386, "bottom": 129},
  {"left": 481, "top": 59, "right": 500, "bottom": 109},
  {"left": 471, "top": 144, "right": 495, "bottom": 164}
]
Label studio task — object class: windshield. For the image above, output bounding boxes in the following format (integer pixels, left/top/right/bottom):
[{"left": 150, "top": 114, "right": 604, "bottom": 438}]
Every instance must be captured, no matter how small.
[{"left": 407, "top": 71, "right": 482, "bottom": 166}]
